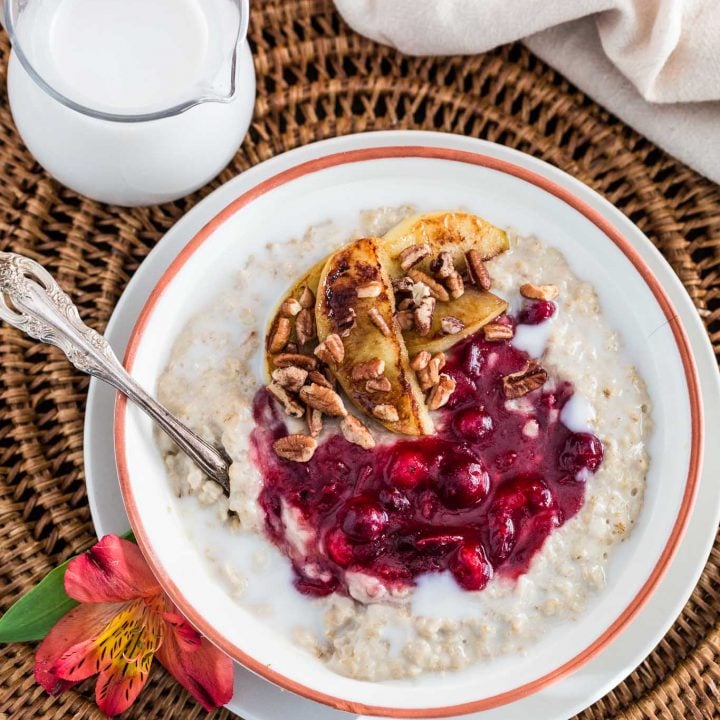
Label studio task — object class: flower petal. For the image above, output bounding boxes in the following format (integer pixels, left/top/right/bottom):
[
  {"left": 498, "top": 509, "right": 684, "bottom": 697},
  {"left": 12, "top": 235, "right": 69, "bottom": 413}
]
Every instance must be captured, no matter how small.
[
  {"left": 156, "top": 631, "right": 234, "bottom": 711},
  {"left": 95, "top": 650, "right": 154, "bottom": 717},
  {"left": 64, "top": 535, "right": 160, "bottom": 603},
  {"left": 35, "top": 602, "right": 123, "bottom": 695},
  {"left": 162, "top": 611, "right": 201, "bottom": 653}
]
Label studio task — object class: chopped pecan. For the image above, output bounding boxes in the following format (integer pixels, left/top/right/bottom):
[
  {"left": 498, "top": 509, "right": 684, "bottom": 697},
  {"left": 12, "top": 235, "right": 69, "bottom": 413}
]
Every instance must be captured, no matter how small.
[
  {"left": 431, "top": 251, "right": 455, "bottom": 279},
  {"left": 271, "top": 366, "right": 308, "bottom": 392},
  {"left": 483, "top": 322, "right": 514, "bottom": 341},
  {"left": 411, "top": 281, "right": 431, "bottom": 306},
  {"left": 366, "top": 376, "right": 392, "bottom": 393},
  {"left": 295, "top": 308, "right": 316, "bottom": 345},
  {"left": 306, "top": 407, "right": 323, "bottom": 438},
  {"left": 267, "top": 381, "right": 304, "bottom": 417},
  {"left": 340, "top": 415, "right": 376, "bottom": 449},
  {"left": 299, "top": 285, "right": 316, "bottom": 308},
  {"left": 357, "top": 281, "right": 382, "bottom": 298},
  {"left": 408, "top": 269, "right": 450, "bottom": 302},
  {"left": 393, "top": 276, "right": 415, "bottom": 293},
  {"left": 413, "top": 296, "right": 436, "bottom": 336},
  {"left": 395, "top": 310, "right": 415, "bottom": 330},
  {"left": 368, "top": 307, "right": 391, "bottom": 337},
  {"left": 465, "top": 249, "right": 492, "bottom": 290},
  {"left": 427, "top": 374, "right": 456, "bottom": 410},
  {"left": 519, "top": 283, "right": 559, "bottom": 301},
  {"left": 273, "top": 434, "right": 317, "bottom": 462},
  {"left": 337, "top": 308, "right": 357, "bottom": 337},
  {"left": 307, "top": 370, "right": 333, "bottom": 389},
  {"left": 351, "top": 358, "right": 385, "bottom": 380},
  {"left": 446, "top": 271, "right": 465, "bottom": 299},
  {"left": 268, "top": 317, "right": 291, "bottom": 353},
  {"left": 502, "top": 360, "right": 548, "bottom": 399},
  {"left": 373, "top": 404, "right": 400, "bottom": 422},
  {"left": 299, "top": 383, "right": 347, "bottom": 416},
  {"left": 441, "top": 316, "right": 465, "bottom": 335},
  {"left": 434, "top": 351, "right": 446, "bottom": 370},
  {"left": 273, "top": 352, "right": 317, "bottom": 370},
  {"left": 314, "top": 333, "right": 344, "bottom": 364},
  {"left": 398, "top": 243, "right": 430, "bottom": 270},
  {"left": 280, "top": 298, "right": 302, "bottom": 317},
  {"left": 411, "top": 350, "right": 431, "bottom": 371}
]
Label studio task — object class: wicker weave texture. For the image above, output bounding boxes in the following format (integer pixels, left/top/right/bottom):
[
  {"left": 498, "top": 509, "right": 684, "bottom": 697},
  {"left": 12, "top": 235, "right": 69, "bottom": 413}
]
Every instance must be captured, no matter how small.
[{"left": 0, "top": 1, "right": 718, "bottom": 718}]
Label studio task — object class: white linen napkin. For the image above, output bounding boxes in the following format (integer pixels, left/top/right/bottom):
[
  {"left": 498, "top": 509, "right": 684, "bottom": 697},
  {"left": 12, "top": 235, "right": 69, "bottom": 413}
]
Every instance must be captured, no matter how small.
[{"left": 334, "top": 0, "right": 720, "bottom": 183}]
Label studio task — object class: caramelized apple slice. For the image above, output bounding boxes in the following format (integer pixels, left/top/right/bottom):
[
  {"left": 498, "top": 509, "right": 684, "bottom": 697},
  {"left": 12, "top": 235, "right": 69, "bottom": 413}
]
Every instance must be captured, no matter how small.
[
  {"left": 316, "top": 238, "right": 434, "bottom": 436},
  {"left": 403, "top": 289, "right": 508, "bottom": 355},
  {"left": 382, "top": 210, "right": 509, "bottom": 276}
]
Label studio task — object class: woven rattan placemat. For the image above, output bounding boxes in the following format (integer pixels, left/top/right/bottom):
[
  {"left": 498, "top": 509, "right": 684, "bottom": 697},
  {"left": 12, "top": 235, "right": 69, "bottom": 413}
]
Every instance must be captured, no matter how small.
[{"left": 1, "top": 1, "right": 718, "bottom": 718}]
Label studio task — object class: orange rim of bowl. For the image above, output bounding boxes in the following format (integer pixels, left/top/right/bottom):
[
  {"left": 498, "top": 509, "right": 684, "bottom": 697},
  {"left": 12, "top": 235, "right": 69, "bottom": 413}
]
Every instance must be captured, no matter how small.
[{"left": 115, "top": 145, "right": 703, "bottom": 717}]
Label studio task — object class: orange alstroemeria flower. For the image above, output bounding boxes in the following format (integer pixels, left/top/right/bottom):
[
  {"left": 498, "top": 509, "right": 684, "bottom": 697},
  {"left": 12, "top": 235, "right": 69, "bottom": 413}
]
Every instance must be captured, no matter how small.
[{"left": 34, "top": 535, "right": 233, "bottom": 716}]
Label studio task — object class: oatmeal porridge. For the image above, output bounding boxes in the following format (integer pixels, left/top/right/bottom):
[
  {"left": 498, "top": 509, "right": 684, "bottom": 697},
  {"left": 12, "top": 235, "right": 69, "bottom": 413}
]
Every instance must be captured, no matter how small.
[{"left": 156, "top": 207, "right": 651, "bottom": 681}]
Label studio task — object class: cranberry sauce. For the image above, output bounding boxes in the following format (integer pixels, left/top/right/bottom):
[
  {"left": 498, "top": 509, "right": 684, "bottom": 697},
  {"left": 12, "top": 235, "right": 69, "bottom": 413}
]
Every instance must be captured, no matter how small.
[{"left": 251, "top": 324, "right": 603, "bottom": 599}]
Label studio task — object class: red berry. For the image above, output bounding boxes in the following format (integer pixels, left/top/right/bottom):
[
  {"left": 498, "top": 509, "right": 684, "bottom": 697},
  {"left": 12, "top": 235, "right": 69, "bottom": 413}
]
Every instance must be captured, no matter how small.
[
  {"left": 342, "top": 499, "right": 389, "bottom": 541},
  {"left": 444, "top": 371, "right": 477, "bottom": 409},
  {"left": 387, "top": 448, "right": 432, "bottom": 489},
  {"left": 450, "top": 542, "right": 493, "bottom": 591},
  {"left": 325, "top": 528, "right": 354, "bottom": 566},
  {"left": 559, "top": 432, "right": 604, "bottom": 473},
  {"left": 519, "top": 300, "right": 556, "bottom": 325},
  {"left": 453, "top": 408, "right": 494, "bottom": 440},
  {"left": 437, "top": 456, "right": 490, "bottom": 509},
  {"left": 488, "top": 512, "right": 515, "bottom": 562}
]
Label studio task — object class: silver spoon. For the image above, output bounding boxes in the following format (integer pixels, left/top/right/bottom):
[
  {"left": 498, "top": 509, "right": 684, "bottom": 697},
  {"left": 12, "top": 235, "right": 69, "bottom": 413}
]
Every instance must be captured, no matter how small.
[{"left": 0, "top": 252, "right": 231, "bottom": 494}]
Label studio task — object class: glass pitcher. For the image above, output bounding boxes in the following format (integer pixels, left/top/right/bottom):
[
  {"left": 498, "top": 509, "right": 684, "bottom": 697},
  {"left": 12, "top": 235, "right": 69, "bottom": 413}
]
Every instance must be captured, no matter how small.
[{"left": 3, "top": 0, "right": 255, "bottom": 206}]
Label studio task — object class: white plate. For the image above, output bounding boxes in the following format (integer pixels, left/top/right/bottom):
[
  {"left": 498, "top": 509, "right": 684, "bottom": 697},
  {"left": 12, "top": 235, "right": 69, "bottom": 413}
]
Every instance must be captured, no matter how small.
[{"left": 85, "top": 131, "right": 720, "bottom": 720}]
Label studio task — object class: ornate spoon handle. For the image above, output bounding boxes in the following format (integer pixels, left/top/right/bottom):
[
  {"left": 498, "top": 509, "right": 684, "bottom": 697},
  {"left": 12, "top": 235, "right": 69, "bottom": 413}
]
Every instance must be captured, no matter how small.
[{"left": 0, "top": 252, "right": 231, "bottom": 494}]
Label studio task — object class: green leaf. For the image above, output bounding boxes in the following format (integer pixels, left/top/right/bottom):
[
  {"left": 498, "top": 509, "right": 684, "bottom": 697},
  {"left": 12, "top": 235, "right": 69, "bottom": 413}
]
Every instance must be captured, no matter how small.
[
  {"left": 0, "top": 561, "right": 78, "bottom": 642},
  {"left": 0, "top": 529, "right": 136, "bottom": 643}
]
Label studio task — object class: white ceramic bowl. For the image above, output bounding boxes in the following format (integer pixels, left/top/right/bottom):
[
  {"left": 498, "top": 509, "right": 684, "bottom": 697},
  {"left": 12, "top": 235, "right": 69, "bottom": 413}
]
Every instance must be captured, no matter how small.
[{"left": 114, "top": 140, "right": 702, "bottom": 717}]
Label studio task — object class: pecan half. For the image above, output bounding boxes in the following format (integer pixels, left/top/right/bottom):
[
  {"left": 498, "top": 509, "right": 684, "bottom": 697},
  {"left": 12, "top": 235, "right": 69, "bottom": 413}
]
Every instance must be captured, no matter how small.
[
  {"left": 519, "top": 283, "right": 559, "bottom": 301},
  {"left": 411, "top": 281, "right": 431, "bottom": 306},
  {"left": 366, "top": 376, "right": 392, "bottom": 393},
  {"left": 368, "top": 307, "right": 391, "bottom": 337},
  {"left": 306, "top": 407, "right": 323, "bottom": 438},
  {"left": 441, "top": 316, "right": 465, "bottom": 335},
  {"left": 357, "top": 281, "right": 382, "bottom": 298},
  {"left": 465, "top": 249, "right": 492, "bottom": 290},
  {"left": 393, "top": 276, "right": 415, "bottom": 293},
  {"left": 267, "top": 382, "right": 304, "bottom": 417},
  {"left": 410, "top": 350, "right": 431, "bottom": 371},
  {"left": 414, "top": 296, "right": 436, "bottom": 336},
  {"left": 483, "top": 322, "right": 514, "bottom": 341},
  {"left": 314, "top": 333, "right": 344, "bottom": 364},
  {"left": 273, "top": 352, "right": 317, "bottom": 370},
  {"left": 340, "top": 415, "right": 376, "bottom": 449},
  {"left": 446, "top": 271, "right": 465, "bottom": 299},
  {"left": 280, "top": 298, "right": 302, "bottom": 317},
  {"left": 431, "top": 251, "right": 455, "bottom": 279},
  {"left": 337, "top": 308, "right": 357, "bottom": 337},
  {"left": 398, "top": 243, "right": 430, "bottom": 270},
  {"left": 427, "top": 373, "right": 457, "bottom": 410},
  {"left": 351, "top": 358, "right": 385, "bottom": 380},
  {"left": 373, "top": 404, "right": 400, "bottom": 422},
  {"left": 396, "top": 310, "right": 415, "bottom": 331},
  {"left": 295, "top": 308, "right": 316, "bottom": 345},
  {"left": 307, "top": 370, "right": 333, "bottom": 389},
  {"left": 408, "top": 269, "right": 450, "bottom": 302},
  {"left": 299, "top": 285, "right": 316, "bottom": 308},
  {"left": 502, "top": 360, "right": 548, "bottom": 399},
  {"left": 268, "top": 317, "right": 291, "bottom": 353},
  {"left": 271, "top": 366, "right": 308, "bottom": 391},
  {"left": 299, "top": 383, "right": 347, "bottom": 416},
  {"left": 273, "top": 434, "right": 317, "bottom": 462}
]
